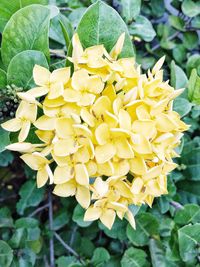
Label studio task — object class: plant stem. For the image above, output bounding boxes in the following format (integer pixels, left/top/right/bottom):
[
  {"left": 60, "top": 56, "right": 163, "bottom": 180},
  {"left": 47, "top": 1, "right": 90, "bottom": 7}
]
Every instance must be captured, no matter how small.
[
  {"left": 48, "top": 190, "right": 55, "bottom": 267},
  {"left": 170, "top": 200, "right": 184, "bottom": 210},
  {"left": 29, "top": 203, "right": 49, "bottom": 217},
  {"left": 54, "top": 232, "right": 85, "bottom": 264}
]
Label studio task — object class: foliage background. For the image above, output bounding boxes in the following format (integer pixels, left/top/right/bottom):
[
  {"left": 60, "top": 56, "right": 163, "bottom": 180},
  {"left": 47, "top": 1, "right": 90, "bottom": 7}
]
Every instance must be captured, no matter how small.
[{"left": 0, "top": 0, "right": 200, "bottom": 266}]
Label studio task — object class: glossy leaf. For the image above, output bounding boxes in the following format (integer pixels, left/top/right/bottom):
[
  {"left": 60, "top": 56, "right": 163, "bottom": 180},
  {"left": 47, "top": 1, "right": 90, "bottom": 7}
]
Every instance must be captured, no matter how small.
[
  {"left": 1, "top": 5, "right": 51, "bottom": 68},
  {"left": 121, "top": 247, "right": 149, "bottom": 267},
  {"left": 0, "top": 240, "right": 13, "bottom": 267},
  {"left": 7, "top": 50, "right": 49, "bottom": 89},
  {"left": 76, "top": 1, "right": 135, "bottom": 57}
]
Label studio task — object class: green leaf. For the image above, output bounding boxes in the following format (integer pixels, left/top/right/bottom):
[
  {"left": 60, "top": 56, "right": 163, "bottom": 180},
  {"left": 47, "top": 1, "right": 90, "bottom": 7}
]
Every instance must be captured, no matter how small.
[
  {"left": 0, "top": 68, "right": 7, "bottom": 89},
  {"left": 68, "top": 7, "right": 87, "bottom": 28},
  {"left": 181, "top": 147, "right": 200, "bottom": 181},
  {"left": 186, "top": 54, "right": 200, "bottom": 77},
  {"left": 0, "top": 150, "right": 13, "bottom": 167},
  {"left": 50, "top": 14, "right": 73, "bottom": 46},
  {"left": 188, "top": 69, "right": 200, "bottom": 105},
  {"left": 7, "top": 50, "right": 48, "bottom": 89},
  {"left": 0, "top": 126, "right": 10, "bottom": 153},
  {"left": 126, "top": 212, "right": 159, "bottom": 246},
  {"left": 0, "top": 207, "right": 13, "bottom": 228},
  {"left": 0, "top": 0, "right": 48, "bottom": 32},
  {"left": 52, "top": 209, "right": 70, "bottom": 230},
  {"left": 150, "top": 0, "right": 165, "bottom": 18},
  {"left": 91, "top": 247, "right": 110, "bottom": 267},
  {"left": 173, "top": 98, "right": 192, "bottom": 117},
  {"left": 183, "top": 32, "right": 199, "bottom": 50},
  {"left": 178, "top": 224, "right": 200, "bottom": 262},
  {"left": 175, "top": 204, "right": 200, "bottom": 225},
  {"left": 177, "top": 180, "right": 200, "bottom": 205},
  {"left": 149, "top": 239, "right": 166, "bottom": 267},
  {"left": 172, "top": 45, "right": 186, "bottom": 64},
  {"left": 56, "top": 256, "right": 80, "bottom": 267},
  {"left": 0, "top": 241, "right": 13, "bottom": 267},
  {"left": 121, "top": 247, "right": 149, "bottom": 267},
  {"left": 16, "top": 180, "right": 45, "bottom": 215},
  {"left": 1, "top": 5, "right": 51, "bottom": 68},
  {"left": 72, "top": 204, "right": 92, "bottom": 227},
  {"left": 128, "top": 15, "right": 156, "bottom": 42},
  {"left": 170, "top": 61, "right": 188, "bottom": 90},
  {"left": 99, "top": 218, "right": 127, "bottom": 241},
  {"left": 119, "top": 0, "right": 141, "bottom": 23},
  {"left": 76, "top": 1, "right": 135, "bottom": 58},
  {"left": 181, "top": 0, "right": 200, "bottom": 18},
  {"left": 169, "top": 15, "right": 185, "bottom": 31}
]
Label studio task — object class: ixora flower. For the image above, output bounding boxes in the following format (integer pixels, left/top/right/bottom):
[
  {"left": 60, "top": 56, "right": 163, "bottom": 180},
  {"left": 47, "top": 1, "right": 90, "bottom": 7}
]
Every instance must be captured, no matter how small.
[{"left": 1, "top": 33, "right": 189, "bottom": 230}]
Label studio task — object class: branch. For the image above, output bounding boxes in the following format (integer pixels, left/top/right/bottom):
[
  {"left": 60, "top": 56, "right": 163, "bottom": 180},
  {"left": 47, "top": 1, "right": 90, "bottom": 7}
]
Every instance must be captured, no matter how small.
[
  {"left": 170, "top": 200, "right": 184, "bottom": 210},
  {"left": 54, "top": 232, "right": 85, "bottom": 264},
  {"left": 48, "top": 190, "right": 55, "bottom": 267},
  {"left": 28, "top": 203, "right": 49, "bottom": 217},
  {"left": 50, "top": 49, "right": 66, "bottom": 59},
  {"left": 59, "top": 7, "right": 73, "bottom": 12}
]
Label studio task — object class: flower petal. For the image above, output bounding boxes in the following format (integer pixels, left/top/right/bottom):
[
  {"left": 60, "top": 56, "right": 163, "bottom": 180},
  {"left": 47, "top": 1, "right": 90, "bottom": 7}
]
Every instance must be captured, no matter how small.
[
  {"left": 75, "top": 163, "right": 89, "bottom": 186},
  {"left": 37, "top": 168, "right": 48, "bottom": 188},
  {"left": 84, "top": 206, "right": 102, "bottom": 221},
  {"left": 76, "top": 185, "right": 90, "bottom": 209},
  {"left": 50, "top": 67, "right": 70, "bottom": 85},
  {"left": 1, "top": 118, "right": 22, "bottom": 132},
  {"left": 34, "top": 115, "right": 56, "bottom": 130},
  {"left": 18, "top": 120, "right": 31, "bottom": 142},
  {"left": 53, "top": 180, "right": 76, "bottom": 197},
  {"left": 95, "top": 143, "right": 116, "bottom": 164},
  {"left": 54, "top": 165, "right": 73, "bottom": 184},
  {"left": 100, "top": 209, "right": 116, "bottom": 230},
  {"left": 33, "top": 65, "right": 50, "bottom": 86}
]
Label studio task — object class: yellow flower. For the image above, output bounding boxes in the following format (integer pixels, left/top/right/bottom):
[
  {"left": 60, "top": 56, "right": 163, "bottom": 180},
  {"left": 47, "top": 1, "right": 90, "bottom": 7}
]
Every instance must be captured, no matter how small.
[
  {"left": 20, "top": 152, "right": 53, "bottom": 188},
  {"left": 2, "top": 32, "right": 189, "bottom": 230},
  {"left": 1, "top": 100, "right": 37, "bottom": 142}
]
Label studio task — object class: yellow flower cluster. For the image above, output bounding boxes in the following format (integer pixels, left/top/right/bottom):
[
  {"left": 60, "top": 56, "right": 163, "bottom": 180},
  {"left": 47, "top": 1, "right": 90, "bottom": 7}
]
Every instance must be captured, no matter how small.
[{"left": 2, "top": 33, "right": 189, "bottom": 229}]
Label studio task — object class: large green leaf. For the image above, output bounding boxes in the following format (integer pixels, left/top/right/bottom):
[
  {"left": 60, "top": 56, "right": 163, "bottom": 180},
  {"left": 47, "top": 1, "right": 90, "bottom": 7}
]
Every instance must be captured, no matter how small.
[
  {"left": 173, "top": 98, "right": 192, "bottom": 117},
  {"left": 0, "top": 126, "right": 10, "bottom": 153},
  {"left": 7, "top": 50, "right": 48, "bottom": 89},
  {"left": 177, "top": 180, "right": 200, "bottom": 205},
  {"left": 0, "top": 68, "right": 7, "bottom": 89},
  {"left": 72, "top": 204, "right": 92, "bottom": 227},
  {"left": 178, "top": 224, "right": 200, "bottom": 262},
  {"left": 0, "top": 240, "right": 13, "bottom": 267},
  {"left": 181, "top": 0, "right": 200, "bottom": 17},
  {"left": 76, "top": 1, "right": 135, "bottom": 57},
  {"left": 91, "top": 247, "right": 110, "bottom": 266},
  {"left": 170, "top": 61, "right": 188, "bottom": 91},
  {"left": 119, "top": 0, "right": 141, "bottom": 23},
  {"left": 16, "top": 180, "right": 45, "bottom": 215},
  {"left": 0, "top": 0, "right": 48, "bottom": 33},
  {"left": 126, "top": 213, "right": 159, "bottom": 246},
  {"left": 1, "top": 5, "right": 51, "bottom": 68},
  {"left": 0, "top": 207, "right": 13, "bottom": 228},
  {"left": 181, "top": 147, "right": 200, "bottom": 181},
  {"left": 121, "top": 247, "right": 149, "bottom": 267},
  {"left": 175, "top": 204, "right": 200, "bottom": 225},
  {"left": 188, "top": 69, "right": 200, "bottom": 105},
  {"left": 50, "top": 14, "right": 73, "bottom": 46},
  {"left": 128, "top": 15, "right": 156, "bottom": 42}
]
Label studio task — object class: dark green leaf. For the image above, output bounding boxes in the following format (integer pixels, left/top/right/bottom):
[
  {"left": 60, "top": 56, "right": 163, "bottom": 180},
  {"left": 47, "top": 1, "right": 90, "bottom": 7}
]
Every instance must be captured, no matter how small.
[
  {"left": 16, "top": 180, "right": 45, "bottom": 215},
  {"left": 7, "top": 50, "right": 48, "bottom": 89},
  {"left": 72, "top": 204, "right": 92, "bottom": 227},
  {"left": 0, "top": 150, "right": 14, "bottom": 167},
  {"left": 91, "top": 247, "right": 110, "bottom": 266},
  {"left": 170, "top": 61, "right": 188, "bottom": 90},
  {"left": 173, "top": 98, "right": 192, "bottom": 117},
  {"left": 178, "top": 224, "right": 200, "bottom": 262},
  {"left": 149, "top": 239, "right": 166, "bottom": 267},
  {"left": 0, "top": 126, "right": 10, "bottom": 153},
  {"left": 175, "top": 204, "right": 200, "bottom": 225},
  {"left": 126, "top": 212, "right": 159, "bottom": 246},
  {"left": 181, "top": 0, "right": 200, "bottom": 17},
  {"left": 119, "top": 0, "right": 141, "bottom": 23},
  {"left": 121, "top": 247, "right": 149, "bottom": 267},
  {"left": 129, "top": 15, "right": 156, "bottom": 42},
  {"left": 77, "top": 1, "right": 135, "bottom": 57},
  {"left": 177, "top": 180, "right": 200, "bottom": 205},
  {"left": 169, "top": 15, "right": 185, "bottom": 31},
  {"left": 188, "top": 69, "right": 200, "bottom": 105},
  {"left": 1, "top": 5, "right": 51, "bottom": 68},
  {"left": 0, "top": 240, "right": 13, "bottom": 267},
  {"left": 0, "top": 68, "right": 7, "bottom": 89},
  {"left": 183, "top": 32, "right": 199, "bottom": 50},
  {"left": 0, "top": 207, "right": 13, "bottom": 228}
]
